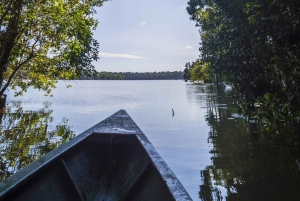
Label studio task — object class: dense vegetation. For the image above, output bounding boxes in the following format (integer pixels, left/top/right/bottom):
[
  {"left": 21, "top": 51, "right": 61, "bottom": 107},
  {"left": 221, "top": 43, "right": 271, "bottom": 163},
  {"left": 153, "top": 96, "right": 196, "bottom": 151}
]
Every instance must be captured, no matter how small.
[
  {"left": 183, "top": 60, "right": 212, "bottom": 82},
  {"left": 81, "top": 72, "right": 125, "bottom": 80},
  {"left": 80, "top": 71, "right": 184, "bottom": 80},
  {"left": 0, "top": 0, "right": 106, "bottom": 97},
  {"left": 187, "top": 0, "right": 300, "bottom": 125}
]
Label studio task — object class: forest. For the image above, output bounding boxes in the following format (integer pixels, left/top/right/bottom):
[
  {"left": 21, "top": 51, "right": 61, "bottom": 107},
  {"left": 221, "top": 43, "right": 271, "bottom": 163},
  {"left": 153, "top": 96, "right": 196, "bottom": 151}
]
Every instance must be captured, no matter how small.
[
  {"left": 80, "top": 71, "right": 184, "bottom": 80},
  {"left": 186, "top": 0, "right": 300, "bottom": 126}
]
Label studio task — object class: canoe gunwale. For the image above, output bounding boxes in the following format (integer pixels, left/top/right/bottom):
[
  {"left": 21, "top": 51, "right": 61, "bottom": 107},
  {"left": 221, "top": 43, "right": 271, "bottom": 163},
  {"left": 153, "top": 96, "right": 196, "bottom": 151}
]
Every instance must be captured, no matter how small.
[{"left": 0, "top": 110, "right": 192, "bottom": 201}]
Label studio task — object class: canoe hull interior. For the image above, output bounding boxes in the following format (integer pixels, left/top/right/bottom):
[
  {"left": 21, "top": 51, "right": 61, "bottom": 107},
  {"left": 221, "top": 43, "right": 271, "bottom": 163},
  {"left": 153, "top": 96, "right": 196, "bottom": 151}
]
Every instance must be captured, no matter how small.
[
  {"left": 3, "top": 133, "right": 174, "bottom": 201},
  {"left": 0, "top": 110, "right": 191, "bottom": 200}
]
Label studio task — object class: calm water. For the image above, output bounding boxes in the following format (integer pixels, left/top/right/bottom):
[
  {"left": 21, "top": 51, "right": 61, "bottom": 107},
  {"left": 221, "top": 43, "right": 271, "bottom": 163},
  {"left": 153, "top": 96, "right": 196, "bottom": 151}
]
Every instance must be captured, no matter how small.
[
  {"left": 5, "top": 80, "right": 212, "bottom": 200},
  {"left": 3, "top": 80, "right": 300, "bottom": 200}
]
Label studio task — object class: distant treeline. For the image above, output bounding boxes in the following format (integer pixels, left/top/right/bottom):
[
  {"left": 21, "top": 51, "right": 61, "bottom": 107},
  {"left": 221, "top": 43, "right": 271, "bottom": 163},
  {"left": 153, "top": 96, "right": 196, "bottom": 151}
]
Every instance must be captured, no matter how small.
[{"left": 80, "top": 71, "right": 184, "bottom": 80}]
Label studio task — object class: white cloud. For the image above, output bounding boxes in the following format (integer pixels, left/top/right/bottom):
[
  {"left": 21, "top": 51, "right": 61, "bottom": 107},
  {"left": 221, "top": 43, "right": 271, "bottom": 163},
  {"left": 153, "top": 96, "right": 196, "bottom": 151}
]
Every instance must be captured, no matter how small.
[
  {"left": 99, "top": 52, "right": 147, "bottom": 59},
  {"left": 167, "top": 37, "right": 174, "bottom": 40},
  {"left": 139, "top": 21, "right": 147, "bottom": 26},
  {"left": 185, "top": 45, "right": 193, "bottom": 49}
]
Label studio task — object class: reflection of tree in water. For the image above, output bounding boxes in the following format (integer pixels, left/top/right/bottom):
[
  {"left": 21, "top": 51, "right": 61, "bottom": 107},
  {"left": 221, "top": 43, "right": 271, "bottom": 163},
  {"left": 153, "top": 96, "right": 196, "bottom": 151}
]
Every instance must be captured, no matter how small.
[
  {"left": 200, "top": 86, "right": 300, "bottom": 201},
  {"left": 0, "top": 102, "right": 74, "bottom": 181}
]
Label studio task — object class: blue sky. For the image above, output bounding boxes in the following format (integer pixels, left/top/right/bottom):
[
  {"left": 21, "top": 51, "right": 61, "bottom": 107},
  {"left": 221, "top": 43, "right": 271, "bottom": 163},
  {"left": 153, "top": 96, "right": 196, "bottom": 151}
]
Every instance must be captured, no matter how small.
[{"left": 93, "top": 0, "right": 200, "bottom": 72}]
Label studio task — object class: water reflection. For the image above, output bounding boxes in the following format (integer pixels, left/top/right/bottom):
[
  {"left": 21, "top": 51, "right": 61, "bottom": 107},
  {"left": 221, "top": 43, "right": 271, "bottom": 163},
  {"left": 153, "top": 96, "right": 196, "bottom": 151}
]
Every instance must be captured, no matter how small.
[
  {"left": 0, "top": 102, "right": 74, "bottom": 182},
  {"left": 201, "top": 85, "right": 300, "bottom": 200}
]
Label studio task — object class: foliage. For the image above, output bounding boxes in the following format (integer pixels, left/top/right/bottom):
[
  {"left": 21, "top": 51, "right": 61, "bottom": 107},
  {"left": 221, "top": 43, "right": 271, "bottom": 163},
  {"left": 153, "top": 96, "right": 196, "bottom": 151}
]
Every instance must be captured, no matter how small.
[
  {"left": 121, "top": 71, "right": 183, "bottom": 80},
  {"left": 183, "top": 59, "right": 213, "bottom": 82},
  {"left": 81, "top": 71, "right": 183, "bottom": 80},
  {"left": 183, "top": 67, "right": 191, "bottom": 80},
  {"left": 0, "top": 102, "right": 74, "bottom": 181},
  {"left": 80, "top": 71, "right": 125, "bottom": 80},
  {"left": 190, "top": 60, "right": 213, "bottom": 82},
  {"left": 79, "top": 71, "right": 184, "bottom": 80},
  {"left": 183, "top": 62, "right": 192, "bottom": 80},
  {"left": 187, "top": 0, "right": 300, "bottom": 124},
  {"left": 96, "top": 72, "right": 124, "bottom": 80},
  {"left": 0, "top": 0, "right": 107, "bottom": 96}
]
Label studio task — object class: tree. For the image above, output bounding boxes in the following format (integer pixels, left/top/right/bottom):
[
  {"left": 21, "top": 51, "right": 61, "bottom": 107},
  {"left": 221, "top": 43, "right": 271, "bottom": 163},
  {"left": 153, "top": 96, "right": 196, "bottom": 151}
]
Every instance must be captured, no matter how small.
[
  {"left": 183, "top": 62, "right": 192, "bottom": 80},
  {"left": 187, "top": 0, "right": 300, "bottom": 124},
  {"left": 189, "top": 60, "right": 213, "bottom": 82},
  {"left": 183, "top": 67, "right": 190, "bottom": 80},
  {"left": 0, "top": 0, "right": 107, "bottom": 97}
]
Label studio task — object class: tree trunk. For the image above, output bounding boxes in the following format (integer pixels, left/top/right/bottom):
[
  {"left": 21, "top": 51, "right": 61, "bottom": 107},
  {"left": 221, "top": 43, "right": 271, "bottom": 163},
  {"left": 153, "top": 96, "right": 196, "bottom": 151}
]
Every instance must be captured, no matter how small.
[
  {"left": 0, "top": 94, "right": 6, "bottom": 114},
  {"left": 0, "top": 0, "right": 23, "bottom": 96}
]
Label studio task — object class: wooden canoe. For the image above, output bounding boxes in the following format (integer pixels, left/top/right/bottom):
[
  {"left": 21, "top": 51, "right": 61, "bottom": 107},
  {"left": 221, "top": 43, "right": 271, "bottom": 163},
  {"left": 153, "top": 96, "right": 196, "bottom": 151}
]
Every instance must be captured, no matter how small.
[{"left": 0, "top": 110, "right": 192, "bottom": 201}]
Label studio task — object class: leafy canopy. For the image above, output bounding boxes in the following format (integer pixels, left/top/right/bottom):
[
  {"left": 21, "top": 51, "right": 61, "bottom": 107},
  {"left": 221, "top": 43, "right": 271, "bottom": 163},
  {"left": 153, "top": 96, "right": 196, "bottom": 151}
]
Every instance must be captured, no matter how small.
[
  {"left": 187, "top": 0, "right": 300, "bottom": 124},
  {"left": 0, "top": 0, "right": 107, "bottom": 96},
  {"left": 190, "top": 60, "right": 213, "bottom": 82}
]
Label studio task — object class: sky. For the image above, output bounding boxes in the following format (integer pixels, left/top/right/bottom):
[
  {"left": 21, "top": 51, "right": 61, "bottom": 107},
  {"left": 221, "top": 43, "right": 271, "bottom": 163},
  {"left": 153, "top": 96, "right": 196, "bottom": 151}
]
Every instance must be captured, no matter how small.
[{"left": 93, "top": 0, "right": 201, "bottom": 72}]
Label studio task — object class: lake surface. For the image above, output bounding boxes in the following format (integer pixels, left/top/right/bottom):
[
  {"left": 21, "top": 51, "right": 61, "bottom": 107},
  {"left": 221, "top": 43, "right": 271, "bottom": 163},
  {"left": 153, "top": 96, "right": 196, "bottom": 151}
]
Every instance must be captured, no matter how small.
[
  {"left": 5, "top": 80, "right": 212, "bottom": 200},
  {"left": 3, "top": 80, "right": 300, "bottom": 200}
]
